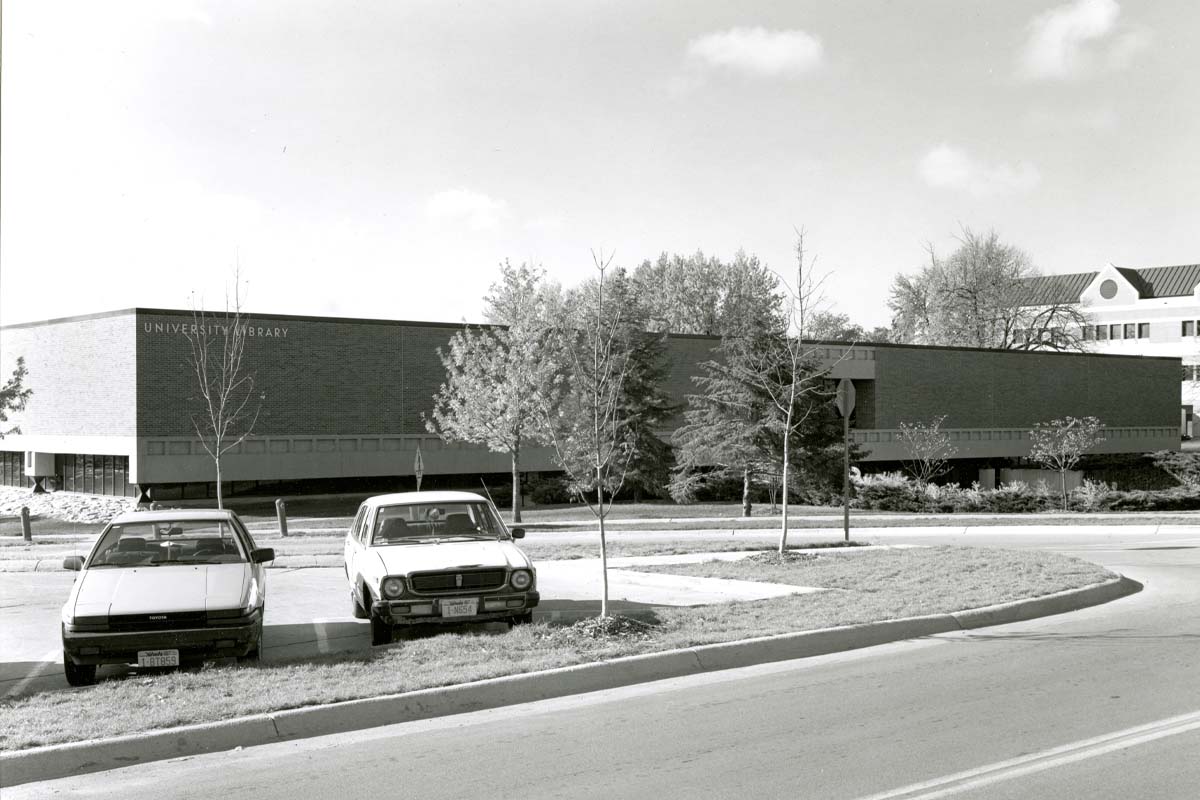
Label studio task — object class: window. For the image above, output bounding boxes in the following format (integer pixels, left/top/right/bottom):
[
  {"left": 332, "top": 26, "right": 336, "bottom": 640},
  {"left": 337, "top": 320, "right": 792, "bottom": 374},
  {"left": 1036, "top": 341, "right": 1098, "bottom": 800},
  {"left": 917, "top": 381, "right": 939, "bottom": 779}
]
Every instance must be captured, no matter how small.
[
  {"left": 1110, "top": 324, "right": 1122, "bottom": 340},
  {"left": 1096, "top": 325, "right": 1108, "bottom": 340},
  {"left": 1124, "top": 323, "right": 1136, "bottom": 339},
  {"left": 1183, "top": 321, "right": 1195, "bottom": 337},
  {"left": 1081, "top": 325, "right": 1093, "bottom": 341},
  {"left": 1138, "top": 323, "right": 1150, "bottom": 339}
]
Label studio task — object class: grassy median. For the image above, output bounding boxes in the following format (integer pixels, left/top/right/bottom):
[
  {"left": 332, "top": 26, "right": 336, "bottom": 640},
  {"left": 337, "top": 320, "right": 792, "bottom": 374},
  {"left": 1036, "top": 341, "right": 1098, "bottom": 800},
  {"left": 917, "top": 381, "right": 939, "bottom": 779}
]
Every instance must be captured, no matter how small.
[{"left": 0, "top": 546, "right": 1114, "bottom": 752}]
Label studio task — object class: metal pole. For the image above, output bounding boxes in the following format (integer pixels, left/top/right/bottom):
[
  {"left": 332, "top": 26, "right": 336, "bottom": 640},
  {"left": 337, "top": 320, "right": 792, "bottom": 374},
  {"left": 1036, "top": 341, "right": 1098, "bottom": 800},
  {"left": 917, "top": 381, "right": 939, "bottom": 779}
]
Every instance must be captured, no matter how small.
[
  {"left": 21, "top": 507, "right": 32, "bottom": 542},
  {"left": 275, "top": 498, "right": 289, "bottom": 538},
  {"left": 842, "top": 414, "right": 850, "bottom": 542}
]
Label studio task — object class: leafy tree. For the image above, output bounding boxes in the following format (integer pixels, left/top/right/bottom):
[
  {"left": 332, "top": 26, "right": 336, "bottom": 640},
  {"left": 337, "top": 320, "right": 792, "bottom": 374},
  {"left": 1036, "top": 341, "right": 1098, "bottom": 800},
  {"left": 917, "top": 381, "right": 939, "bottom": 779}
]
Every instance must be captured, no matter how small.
[
  {"left": 1028, "top": 416, "right": 1103, "bottom": 510},
  {"left": 888, "top": 227, "right": 1089, "bottom": 351},
  {"left": 428, "top": 262, "right": 558, "bottom": 523},
  {"left": 632, "top": 249, "right": 786, "bottom": 337},
  {"left": 537, "top": 254, "right": 645, "bottom": 617},
  {"left": 807, "top": 311, "right": 891, "bottom": 343},
  {"left": 183, "top": 274, "right": 263, "bottom": 509},
  {"left": 1, "top": 357, "right": 32, "bottom": 438},
  {"left": 898, "top": 415, "right": 958, "bottom": 484}
]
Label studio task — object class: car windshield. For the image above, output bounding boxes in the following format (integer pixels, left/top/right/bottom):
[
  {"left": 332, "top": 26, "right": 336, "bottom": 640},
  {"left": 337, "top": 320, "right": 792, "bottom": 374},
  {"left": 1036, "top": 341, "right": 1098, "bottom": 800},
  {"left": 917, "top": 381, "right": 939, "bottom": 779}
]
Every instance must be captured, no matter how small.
[
  {"left": 87, "top": 519, "right": 248, "bottom": 567},
  {"left": 371, "top": 502, "right": 508, "bottom": 546}
]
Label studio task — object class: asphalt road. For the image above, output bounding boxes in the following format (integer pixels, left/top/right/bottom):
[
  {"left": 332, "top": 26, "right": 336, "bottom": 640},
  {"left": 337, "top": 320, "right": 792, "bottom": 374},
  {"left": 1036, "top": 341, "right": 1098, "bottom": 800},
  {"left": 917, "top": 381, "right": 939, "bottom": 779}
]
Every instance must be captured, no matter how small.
[{"left": 8, "top": 527, "right": 1200, "bottom": 799}]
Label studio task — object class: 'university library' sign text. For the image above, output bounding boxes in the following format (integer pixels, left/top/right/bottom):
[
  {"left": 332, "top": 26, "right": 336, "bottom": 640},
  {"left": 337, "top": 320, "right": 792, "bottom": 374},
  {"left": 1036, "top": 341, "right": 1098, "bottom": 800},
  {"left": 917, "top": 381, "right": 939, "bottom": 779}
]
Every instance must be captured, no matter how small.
[{"left": 143, "top": 321, "right": 290, "bottom": 338}]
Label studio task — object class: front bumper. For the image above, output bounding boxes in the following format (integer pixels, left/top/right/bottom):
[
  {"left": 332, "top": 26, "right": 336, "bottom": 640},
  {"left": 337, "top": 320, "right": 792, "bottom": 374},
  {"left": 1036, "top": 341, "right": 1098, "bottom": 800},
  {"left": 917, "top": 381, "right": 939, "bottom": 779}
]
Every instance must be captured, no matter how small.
[
  {"left": 62, "top": 614, "right": 261, "bottom": 665},
  {"left": 372, "top": 591, "right": 539, "bottom": 626}
]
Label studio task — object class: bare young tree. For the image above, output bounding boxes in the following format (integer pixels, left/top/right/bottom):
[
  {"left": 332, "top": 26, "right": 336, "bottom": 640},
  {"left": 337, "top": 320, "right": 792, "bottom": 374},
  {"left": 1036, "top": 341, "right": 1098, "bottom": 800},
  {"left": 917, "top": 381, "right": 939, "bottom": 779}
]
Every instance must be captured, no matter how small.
[
  {"left": 183, "top": 274, "right": 262, "bottom": 508},
  {"left": 1028, "top": 415, "right": 1103, "bottom": 510},
  {"left": 537, "top": 252, "right": 637, "bottom": 618},
  {"left": 898, "top": 415, "right": 958, "bottom": 484}
]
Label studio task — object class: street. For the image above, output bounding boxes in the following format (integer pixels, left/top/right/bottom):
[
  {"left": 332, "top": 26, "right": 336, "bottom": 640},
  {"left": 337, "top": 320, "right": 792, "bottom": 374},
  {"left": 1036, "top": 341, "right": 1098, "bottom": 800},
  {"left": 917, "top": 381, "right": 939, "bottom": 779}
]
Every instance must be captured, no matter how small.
[{"left": 5, "top": 526, "right": 1199, "bottom": 798}]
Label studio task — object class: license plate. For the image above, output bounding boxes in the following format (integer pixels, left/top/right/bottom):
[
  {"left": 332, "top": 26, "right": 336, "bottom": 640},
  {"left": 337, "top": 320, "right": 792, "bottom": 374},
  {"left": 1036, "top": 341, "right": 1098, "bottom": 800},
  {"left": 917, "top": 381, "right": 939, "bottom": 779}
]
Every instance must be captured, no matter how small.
[
  {"left": 137, "top": 649, "right": 180, "bottom": 668},
  {"left": 440, "top": 598, "right": 478, "bottom": 618}
]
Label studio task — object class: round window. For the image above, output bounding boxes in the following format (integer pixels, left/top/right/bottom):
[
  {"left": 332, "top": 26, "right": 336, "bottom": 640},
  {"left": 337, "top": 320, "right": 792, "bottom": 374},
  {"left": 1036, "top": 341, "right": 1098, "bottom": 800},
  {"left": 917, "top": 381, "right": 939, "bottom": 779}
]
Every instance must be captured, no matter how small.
[{"left": 1099, "top": 279, "right": 1118, "bottom": 299}]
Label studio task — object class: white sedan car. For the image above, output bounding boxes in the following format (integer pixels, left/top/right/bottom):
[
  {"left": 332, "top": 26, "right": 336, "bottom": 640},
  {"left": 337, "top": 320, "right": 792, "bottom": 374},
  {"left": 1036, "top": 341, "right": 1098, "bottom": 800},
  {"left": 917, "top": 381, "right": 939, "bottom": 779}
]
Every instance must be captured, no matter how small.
[
  {"left": 61, "top": 509, "right": 273, "bottom": 686},
  {"left": 344, "top": 491, "right": 539, "bottom": 645}
]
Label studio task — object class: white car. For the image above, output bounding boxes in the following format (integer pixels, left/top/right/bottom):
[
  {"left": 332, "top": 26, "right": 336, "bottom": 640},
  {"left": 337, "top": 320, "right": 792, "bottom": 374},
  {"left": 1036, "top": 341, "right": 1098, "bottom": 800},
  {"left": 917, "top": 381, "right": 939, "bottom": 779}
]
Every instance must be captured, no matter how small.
[
  {"left": 61, "top": 509, "right": 273, "bottom": 686},
  {"left": 344, "top": 491, "right": 539, "bottom": 645}
]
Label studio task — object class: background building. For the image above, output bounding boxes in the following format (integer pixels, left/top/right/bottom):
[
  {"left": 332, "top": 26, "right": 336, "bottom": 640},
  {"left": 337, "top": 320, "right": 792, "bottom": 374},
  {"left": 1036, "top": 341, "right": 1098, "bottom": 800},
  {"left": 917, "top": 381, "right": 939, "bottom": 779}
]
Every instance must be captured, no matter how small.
[{"left": 1, "top": 308, "right": 1182, "bottom": 499}]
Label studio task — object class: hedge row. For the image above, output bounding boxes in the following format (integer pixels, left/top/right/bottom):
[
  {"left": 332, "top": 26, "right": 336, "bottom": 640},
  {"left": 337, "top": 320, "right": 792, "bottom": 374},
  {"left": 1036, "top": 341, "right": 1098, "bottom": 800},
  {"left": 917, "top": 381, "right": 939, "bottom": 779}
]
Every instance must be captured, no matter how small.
[{"left": 852, "top": 473, "right": 1200, "bottom": 513}]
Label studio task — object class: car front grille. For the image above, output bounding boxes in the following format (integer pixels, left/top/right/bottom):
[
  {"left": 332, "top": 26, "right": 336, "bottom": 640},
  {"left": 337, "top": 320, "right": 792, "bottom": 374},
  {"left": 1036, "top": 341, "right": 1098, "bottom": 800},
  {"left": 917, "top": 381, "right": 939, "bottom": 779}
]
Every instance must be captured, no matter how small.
[
  {"left": 107, "top": 611, "right": 208, "bottom": 632},
  {"left": 409, "top": 569, "right": 507, "bottom": 595}
]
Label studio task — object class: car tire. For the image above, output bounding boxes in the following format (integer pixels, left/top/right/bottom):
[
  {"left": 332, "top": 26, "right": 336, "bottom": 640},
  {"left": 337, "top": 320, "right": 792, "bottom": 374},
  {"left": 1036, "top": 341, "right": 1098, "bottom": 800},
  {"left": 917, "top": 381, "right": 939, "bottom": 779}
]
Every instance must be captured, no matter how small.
[
  {"left": 237, "top": 620, "right": 263, "bottom": 664},
  {"left": 508, "top": 611, "right": 534, "bottom": 628},
  {"left": 370, "top": 612, "right": 392, "bottom": 646},
  {"left": 351, "top": 587, "right": 369, "bottom": 620},
  {"left": 63, "top": 651, "right": 97, "bottom": 687}
]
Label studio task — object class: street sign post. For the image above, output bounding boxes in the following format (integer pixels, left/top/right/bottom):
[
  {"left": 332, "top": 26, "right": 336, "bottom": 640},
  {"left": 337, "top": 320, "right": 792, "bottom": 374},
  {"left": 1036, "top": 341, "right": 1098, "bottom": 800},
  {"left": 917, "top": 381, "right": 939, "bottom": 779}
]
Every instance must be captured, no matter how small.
[
  {"left": 414, "top": 442, "right": 425, "bottom": 492},
  {"left": 835, "top": 378, "right": 856, "bottom": 542}
]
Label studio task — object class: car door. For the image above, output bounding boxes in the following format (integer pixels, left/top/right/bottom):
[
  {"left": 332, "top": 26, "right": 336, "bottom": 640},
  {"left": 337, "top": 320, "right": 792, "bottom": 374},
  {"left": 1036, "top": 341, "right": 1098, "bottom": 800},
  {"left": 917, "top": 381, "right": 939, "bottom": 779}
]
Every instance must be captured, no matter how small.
[{"left": 344, "top": 505, "right": 368, "bottom": 584}]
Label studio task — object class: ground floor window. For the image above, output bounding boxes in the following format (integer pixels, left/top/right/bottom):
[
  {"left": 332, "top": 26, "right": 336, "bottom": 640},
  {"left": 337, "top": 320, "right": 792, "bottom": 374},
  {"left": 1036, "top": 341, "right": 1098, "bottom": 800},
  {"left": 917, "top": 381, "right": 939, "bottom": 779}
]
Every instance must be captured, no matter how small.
[
  {"left": 55, "top": 453, "right": 138, "bottom": 497},
  {"left": 0, "top": 451, "right": 26, "bottom": 488}
]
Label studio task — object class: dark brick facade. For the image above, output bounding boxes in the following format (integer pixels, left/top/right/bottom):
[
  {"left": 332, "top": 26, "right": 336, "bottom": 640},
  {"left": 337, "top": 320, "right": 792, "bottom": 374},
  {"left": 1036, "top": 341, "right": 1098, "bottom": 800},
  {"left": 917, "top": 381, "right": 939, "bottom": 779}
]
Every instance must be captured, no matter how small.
[{"left": 871, "top": 345, "right": 1178, "bottom": 430}]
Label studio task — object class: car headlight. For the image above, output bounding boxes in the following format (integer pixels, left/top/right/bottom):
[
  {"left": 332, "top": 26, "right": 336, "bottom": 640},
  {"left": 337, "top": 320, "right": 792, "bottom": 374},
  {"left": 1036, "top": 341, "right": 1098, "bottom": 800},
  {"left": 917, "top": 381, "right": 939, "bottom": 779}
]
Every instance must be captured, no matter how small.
[
  {"left": 510, "top": 569, "right": 533, "bottom": 590},
  {"left": 381, "top": 576, "right": 405, "bottom": 599}
]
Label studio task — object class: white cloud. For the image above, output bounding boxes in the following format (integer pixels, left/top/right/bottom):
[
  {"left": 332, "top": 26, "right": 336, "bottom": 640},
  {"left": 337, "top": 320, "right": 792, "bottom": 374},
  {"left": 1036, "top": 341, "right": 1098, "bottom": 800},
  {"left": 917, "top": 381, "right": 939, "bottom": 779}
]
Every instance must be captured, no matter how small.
[
  {"left": 918, "top": 145, "right": 1041, "bottom": 197},
  {"left": 425, "top": 189, "right": 506, "bottom": 232},
  {"left": 687, "top": 27, "right": 824, "bottom": 78},
  {"left": 1018, "top": 0, "right": 1148, "bottom": 80}
]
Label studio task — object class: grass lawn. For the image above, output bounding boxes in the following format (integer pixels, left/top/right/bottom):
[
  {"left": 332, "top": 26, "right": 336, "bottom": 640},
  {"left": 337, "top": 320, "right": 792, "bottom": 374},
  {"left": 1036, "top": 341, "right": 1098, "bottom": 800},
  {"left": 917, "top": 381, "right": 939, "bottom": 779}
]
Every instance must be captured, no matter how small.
[{"left": 0, "top": 546, "right": 1113, "bottom": 752}]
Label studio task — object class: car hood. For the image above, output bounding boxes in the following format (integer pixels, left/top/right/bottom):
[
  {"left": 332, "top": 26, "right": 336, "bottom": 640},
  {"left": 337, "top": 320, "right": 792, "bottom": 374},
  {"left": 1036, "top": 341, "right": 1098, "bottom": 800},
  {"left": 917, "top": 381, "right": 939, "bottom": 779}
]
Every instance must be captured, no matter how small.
[
  {"left": 72, "top": 564, "right": 251, "bottom": 616},
  {"left": 371, "top": 540, "right": 532, "bottom": 575}
]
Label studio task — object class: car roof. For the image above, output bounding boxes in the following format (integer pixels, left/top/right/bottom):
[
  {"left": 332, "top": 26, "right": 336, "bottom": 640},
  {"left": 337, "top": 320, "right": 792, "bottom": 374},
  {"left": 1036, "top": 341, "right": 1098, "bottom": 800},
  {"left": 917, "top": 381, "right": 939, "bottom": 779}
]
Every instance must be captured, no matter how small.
[
  {"left": 107, "top": 508, "right": 240, "bottom": 525},
  {"left": 362, "top": 491, "right": 490, "bottom": 508}
]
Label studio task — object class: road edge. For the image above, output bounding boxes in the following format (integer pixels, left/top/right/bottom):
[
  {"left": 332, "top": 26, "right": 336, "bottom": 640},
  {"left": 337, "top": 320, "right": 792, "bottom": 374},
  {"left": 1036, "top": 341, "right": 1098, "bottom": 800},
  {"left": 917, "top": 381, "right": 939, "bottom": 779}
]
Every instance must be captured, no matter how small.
[{"left": 0, "top": 575, "right": 1141, "bottom": 788}]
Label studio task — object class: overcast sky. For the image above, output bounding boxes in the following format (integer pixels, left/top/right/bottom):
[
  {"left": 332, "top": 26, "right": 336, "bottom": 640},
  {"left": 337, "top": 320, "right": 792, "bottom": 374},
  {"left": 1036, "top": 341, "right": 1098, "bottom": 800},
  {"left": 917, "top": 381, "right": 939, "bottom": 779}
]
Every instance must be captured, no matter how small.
[{"left": 2, "top": 0, "right": 1197, "bottom": 328}]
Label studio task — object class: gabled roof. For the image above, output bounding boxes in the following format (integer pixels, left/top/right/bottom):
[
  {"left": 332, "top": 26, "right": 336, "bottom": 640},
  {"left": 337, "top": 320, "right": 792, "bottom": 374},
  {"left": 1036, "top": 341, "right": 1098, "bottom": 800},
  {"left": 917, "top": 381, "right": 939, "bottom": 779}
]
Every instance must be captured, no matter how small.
[
  {"left": 1014, "top": 272, "right": 1097, "bottom": 306},
  {"left": 1017, "top": 263, "right": 1200, "bottom": 304}
]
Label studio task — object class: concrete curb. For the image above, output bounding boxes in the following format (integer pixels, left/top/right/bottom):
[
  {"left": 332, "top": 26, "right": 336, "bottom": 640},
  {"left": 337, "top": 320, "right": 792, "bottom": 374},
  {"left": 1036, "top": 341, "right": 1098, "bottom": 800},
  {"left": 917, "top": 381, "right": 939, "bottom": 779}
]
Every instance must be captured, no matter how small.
[{"left": 0, "top": 575, "right": 1140, "bottom": 788}]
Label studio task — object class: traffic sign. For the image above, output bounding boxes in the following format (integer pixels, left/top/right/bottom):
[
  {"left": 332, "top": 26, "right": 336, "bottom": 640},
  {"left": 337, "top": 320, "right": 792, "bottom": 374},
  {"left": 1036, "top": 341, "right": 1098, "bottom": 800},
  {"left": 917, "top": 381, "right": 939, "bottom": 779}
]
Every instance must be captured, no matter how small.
[{"left": 835, "top": 378, "right": 856, "bottom": 417}]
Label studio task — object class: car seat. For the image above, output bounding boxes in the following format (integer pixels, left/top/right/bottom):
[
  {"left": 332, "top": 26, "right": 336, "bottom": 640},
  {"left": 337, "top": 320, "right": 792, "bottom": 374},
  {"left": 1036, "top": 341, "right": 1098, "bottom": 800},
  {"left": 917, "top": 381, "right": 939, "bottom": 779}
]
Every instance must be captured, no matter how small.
[
  {"left": 377, "top": 517, "right": 409, "bottom": 542},
  {"left": 443, "top": 513, "right": 475, "bottom": 534}
]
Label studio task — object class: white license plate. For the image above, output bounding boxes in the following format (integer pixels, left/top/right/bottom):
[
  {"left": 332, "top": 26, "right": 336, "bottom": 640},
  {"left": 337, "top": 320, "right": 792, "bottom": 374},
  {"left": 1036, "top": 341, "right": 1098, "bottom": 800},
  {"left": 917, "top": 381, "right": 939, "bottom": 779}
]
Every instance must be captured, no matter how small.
[
  {"left": 440, "top": 598, "right": 478, "bottom": 618},
  {"left": 137, "top": 649, "right": 180, "bottom": 668}
]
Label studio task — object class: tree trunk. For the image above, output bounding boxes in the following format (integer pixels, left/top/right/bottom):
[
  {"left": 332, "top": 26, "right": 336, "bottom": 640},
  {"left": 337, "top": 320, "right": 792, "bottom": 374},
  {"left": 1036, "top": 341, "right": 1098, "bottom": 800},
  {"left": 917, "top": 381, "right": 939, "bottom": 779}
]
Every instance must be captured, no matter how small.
[
  {"left": 511, "top": 449, "right": 522, "bottom": 523},
  {"left": 597, "top": 473, "right": 609, "bottom": 618},
  {"left": 779, "top": 434, "right": 790, "bottom": 554},
  {"left": 1061, "top": 469, "right": 1067, "bottom": 512},
  {"left": 215, "top": 455, "right": 224, "bottom": 510},
  {"left": 742, "top": 467, "right": 752, "bottom": 518}
]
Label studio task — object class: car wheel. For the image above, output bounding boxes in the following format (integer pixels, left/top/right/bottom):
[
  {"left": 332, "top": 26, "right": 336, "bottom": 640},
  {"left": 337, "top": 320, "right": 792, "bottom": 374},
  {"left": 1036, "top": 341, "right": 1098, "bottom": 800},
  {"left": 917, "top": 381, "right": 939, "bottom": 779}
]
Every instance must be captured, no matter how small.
[
  {"left": 508, "top": 611, "right": 534, "bottom": 629},
  {"left": 237, "top": 620, "right": 263, "bottom": 664},
  {"left": 351, "top": 587, "right": 369, "bottom": 620},
  {"left": 370, "top": 612, "right": 392, "bottom": 646},
  {"left": 63, "top": 651, "right": 97, "bottom": 687}
]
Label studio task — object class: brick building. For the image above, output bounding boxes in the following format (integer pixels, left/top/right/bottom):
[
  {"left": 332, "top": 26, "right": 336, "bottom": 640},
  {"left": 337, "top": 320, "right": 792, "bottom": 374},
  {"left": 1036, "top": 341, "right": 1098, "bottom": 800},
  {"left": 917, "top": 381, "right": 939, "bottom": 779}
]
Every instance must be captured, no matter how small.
[{"left": 0, "top": 307, "right": 1182, "bottom": 499}]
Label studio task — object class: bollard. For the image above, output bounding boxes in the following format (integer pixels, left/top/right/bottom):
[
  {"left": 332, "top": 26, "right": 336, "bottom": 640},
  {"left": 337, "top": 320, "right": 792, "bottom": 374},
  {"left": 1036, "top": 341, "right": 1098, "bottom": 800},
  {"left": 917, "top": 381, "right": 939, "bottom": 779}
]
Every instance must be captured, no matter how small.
[
  {"left": 275, "top": 498, "right": 289, "bottom": 538},
  {"left": 21, "top": 507, "right": 32, "bottom": 542}
]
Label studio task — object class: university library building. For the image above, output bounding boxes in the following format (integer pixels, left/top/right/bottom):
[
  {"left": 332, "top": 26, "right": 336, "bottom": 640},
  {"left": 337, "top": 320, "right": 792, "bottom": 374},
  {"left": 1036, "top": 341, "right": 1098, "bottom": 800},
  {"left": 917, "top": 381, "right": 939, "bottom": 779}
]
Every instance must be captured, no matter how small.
[{"left": 0, "top": 307, "right": 1183, "bottom": 501}]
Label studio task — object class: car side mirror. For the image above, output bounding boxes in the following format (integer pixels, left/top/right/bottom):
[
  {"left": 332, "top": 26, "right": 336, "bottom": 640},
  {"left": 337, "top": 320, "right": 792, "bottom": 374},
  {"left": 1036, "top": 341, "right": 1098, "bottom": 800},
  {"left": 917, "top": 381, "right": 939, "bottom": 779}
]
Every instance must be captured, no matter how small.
[
  {"left": 63, "top": 556, "right": 84, "bottom": 571},
  {"left": 251, "top": 548, "right": 275, "bottom": 564},
  {"left": 510, "top": 527, "right": 525, "bottom": 539}
]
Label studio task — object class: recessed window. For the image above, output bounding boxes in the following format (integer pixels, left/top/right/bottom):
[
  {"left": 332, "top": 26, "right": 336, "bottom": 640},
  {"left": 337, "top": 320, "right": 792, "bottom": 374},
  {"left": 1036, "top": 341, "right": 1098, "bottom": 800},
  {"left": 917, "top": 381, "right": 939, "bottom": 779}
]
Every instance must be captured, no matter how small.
[
  {"left": 1124, "top": 323, "right": 1136, "bottom": 339},
  {"left": 1138, "top": 323, "right": 1150, "bottom": 339},
  {"left": 1096, "top": 325, "right": 1108, "bottom": 340},
  {"left": 1110, "top": 324, "right": 1122, "bottom": 340},
  {"left": 1082, "top": 326, "right": 1093, "bottom": 340},
  {"left": 1184, "top": 321, "right": 1195, "bottom": 337}
]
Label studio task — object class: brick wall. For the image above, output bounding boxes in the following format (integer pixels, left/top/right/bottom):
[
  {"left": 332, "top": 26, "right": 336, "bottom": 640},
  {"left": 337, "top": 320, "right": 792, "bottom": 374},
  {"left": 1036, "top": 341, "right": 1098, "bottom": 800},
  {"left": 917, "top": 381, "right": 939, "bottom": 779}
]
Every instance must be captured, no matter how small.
[
  {"left": 873, "top": 345, "right": 1179, "bottom": 429},
  {"left": 0, "top": 311, "right": 137, "bottom": 436}
]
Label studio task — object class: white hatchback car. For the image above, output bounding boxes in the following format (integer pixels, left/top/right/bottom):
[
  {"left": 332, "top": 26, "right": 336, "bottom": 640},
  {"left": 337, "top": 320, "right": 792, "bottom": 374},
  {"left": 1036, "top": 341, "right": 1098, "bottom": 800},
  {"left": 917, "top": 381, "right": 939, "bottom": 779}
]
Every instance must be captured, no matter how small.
[
  {"left": 61, "top": 509, "right": 273, "bottom": 686},
  {"left": 344, "top": 491, "right": 539, "bottom": 645}
]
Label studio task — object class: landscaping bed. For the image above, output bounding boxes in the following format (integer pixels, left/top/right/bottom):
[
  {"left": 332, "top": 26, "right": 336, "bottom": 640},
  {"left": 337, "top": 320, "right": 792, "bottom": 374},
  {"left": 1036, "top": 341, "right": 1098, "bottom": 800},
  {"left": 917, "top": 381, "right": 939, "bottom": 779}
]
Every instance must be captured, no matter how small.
[{"left": 0, "top": 546, "right": 1113, "bottom": 751}]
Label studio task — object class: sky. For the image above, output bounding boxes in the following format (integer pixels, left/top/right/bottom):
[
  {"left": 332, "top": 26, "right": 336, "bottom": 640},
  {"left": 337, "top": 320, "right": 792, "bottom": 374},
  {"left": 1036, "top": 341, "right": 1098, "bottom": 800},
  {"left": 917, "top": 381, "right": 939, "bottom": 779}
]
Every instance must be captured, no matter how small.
[{"left": 2, "top": 0, "right": 1198, "bottom": 329}]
